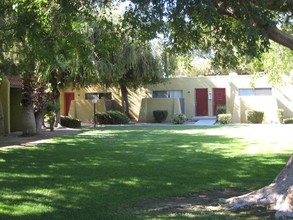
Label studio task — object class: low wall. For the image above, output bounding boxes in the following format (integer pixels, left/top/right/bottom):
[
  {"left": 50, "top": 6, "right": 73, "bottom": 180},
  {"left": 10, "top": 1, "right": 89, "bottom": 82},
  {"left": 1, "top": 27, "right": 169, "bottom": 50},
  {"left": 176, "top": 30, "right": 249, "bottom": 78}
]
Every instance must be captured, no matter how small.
[
  {"left": 138, "top": 98, "right": 182, "bottom": 123},
  {"left": 68, "top": 99, "right": 106, "bottom": 123},
  {"left": 239, "top": 96, "right": 279, "bottom": 123}
]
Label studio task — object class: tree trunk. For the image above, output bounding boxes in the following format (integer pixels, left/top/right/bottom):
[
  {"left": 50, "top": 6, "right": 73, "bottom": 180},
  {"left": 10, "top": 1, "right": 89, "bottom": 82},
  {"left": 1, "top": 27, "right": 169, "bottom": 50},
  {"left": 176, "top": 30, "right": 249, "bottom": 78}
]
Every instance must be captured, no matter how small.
[
  {"left": 120, "top": 83, "right": 130, "bottom": 118},
  {"left": 49, "top": 70, "right": 61, "bottom": 127},
  {"left": 34, "top": 82, "right": 47, "bottom": 133},
  {"left": 0, "top": 98, "right": 5, "bottom": 136},
  {"left": 22, "top": 104, "right": 36, "bottom": 136},
  {"left": 225, "top": 154, "right": 293, "bottom": 219},
  {"left": 21, "top": 73, "right": 37, "bottom": 136}
]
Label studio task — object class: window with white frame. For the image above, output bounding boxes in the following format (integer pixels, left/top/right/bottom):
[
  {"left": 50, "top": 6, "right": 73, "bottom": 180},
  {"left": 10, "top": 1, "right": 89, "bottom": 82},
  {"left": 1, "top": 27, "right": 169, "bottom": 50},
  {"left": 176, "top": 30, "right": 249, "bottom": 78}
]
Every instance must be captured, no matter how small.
[
  {"left": 152, "top": 90, "right": 183, "bottom": 98},
  {"left": 238, "top": 88, "right": 272, "bottom": 96}
]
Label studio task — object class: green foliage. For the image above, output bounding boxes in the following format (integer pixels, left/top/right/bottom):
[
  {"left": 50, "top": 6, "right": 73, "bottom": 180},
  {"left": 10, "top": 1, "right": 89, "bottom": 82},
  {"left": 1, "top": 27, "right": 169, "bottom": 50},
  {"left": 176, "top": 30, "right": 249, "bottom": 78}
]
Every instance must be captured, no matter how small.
[
  {"left": 246, "top": 110, "right": 264, "bottom": 124},
  {"left": 60, "top": 116, "right": 81, "bottom": 128},
  {"left": 172, "top": 113, "right": 187, "bottom": 124},
  {"left": 153, "top": 110, "right": 168, "bottom": 123},
  {"left": 218, "top": 114, "right": 232, "bottom": 124},
  {"left": 283, "top": 118, "right": 293, "bottom": 124},
  {"left": 123, "top": 0, "right": 282, "bottom": 68},
  {"left": 216, "top": 105, "right": 227, "bottom": 115},
  {"left": 46, "top": 102, "right": 60, "bottom": 114},
  {"left": 277, "top": 109, "right": 284, "bottom": 124},
  {"left": 96, "top": 111, "right": 129, "bottom": 124}
]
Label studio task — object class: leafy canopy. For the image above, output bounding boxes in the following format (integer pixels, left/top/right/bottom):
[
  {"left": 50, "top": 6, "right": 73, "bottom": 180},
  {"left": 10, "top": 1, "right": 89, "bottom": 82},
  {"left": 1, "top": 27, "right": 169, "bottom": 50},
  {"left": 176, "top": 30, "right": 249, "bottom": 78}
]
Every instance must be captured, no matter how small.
[{"left": 122, "top": 0, "right": 293, "bottom": 68}]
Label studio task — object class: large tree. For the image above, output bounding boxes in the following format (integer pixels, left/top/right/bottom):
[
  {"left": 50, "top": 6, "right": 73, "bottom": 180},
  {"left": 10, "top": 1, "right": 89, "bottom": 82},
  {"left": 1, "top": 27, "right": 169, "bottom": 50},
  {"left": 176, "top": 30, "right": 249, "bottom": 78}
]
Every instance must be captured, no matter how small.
[
  {"left": 0, "top": 0, "right": 98, "bottom": 135},
  {"left": 121, "top": 0, "right": 293, "bottom": 218},
  {"left": 122, "top": 0, "right": 293, "bottom": 68},
  {"left": 96, "top": 40, "right": 176, "bottom": 118}
]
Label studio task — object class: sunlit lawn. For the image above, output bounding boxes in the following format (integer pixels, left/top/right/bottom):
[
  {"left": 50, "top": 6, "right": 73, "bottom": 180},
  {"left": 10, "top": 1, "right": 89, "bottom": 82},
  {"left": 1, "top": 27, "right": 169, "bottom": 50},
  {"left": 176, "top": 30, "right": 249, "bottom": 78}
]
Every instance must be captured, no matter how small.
[{"left": 0, "top": 124, "right": 292, "bottom": 219}]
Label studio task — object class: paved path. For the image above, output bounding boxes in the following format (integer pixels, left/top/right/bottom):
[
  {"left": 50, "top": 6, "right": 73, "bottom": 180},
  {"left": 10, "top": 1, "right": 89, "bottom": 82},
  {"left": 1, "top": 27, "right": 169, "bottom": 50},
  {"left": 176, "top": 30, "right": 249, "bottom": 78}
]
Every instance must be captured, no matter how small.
[{"left": 0, "top": 127, "right": 84, "bottom": 149}]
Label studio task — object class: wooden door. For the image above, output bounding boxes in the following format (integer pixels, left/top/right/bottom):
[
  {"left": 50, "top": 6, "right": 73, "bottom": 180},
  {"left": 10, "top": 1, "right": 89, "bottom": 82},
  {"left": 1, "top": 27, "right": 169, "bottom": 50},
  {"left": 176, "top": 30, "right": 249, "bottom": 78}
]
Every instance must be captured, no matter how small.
[
  {"left": 213, "top": 88, "right": 226, "bottom": 115},
  {"left": 64, "top": 92, "right": 75, "bottom": 116},
  {"left": 195, "top": 88, "right": 208, "bottom": 116}
]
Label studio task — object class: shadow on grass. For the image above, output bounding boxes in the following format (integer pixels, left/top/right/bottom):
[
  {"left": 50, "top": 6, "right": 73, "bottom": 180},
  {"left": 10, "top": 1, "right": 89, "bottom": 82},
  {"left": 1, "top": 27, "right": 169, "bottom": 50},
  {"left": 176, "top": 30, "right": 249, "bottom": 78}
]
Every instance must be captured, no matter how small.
[{"left": 0, "top": 126, "right": 290, "bottom": 219}]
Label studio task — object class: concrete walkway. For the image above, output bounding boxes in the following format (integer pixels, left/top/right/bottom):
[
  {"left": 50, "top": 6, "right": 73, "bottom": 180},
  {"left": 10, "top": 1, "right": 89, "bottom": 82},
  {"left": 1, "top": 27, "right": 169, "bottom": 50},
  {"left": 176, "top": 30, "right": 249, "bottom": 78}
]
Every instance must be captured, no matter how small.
[{"left": 194, "top": 119, "right": 217, "bottom": 126}]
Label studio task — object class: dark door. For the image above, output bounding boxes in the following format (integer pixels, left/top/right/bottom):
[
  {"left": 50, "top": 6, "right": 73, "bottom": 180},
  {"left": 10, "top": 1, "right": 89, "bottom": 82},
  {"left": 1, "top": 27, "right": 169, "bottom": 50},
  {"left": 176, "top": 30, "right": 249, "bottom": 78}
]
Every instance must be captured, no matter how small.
[
  {"left": 195, "top": 88, "right": 208, "bottom": 116},
  {"left": 213, "top": 88, "right": 226, "bottom": 115},
  {"left": 64, "top": 92, "right": 75, "bottom": 116}
]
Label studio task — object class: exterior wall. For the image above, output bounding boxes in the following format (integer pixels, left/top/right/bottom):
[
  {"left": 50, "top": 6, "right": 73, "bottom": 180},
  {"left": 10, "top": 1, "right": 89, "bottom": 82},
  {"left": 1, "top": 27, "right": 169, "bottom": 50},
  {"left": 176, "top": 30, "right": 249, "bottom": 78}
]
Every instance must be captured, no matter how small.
[
  {"left": 68, "top": 99, "right": 107, "bottom": 123},
  {"left": 0, "top": 77, "right": 10, "bottom": 134},
  {"left": 60, "top": 85, "right": 150, "bottom": 122},
  {"left": 145, "top": 75, "right": 291, "bottom": 123},
  {"left": 138, "top": 98, "right": 181, "bottom": 122},
  {"left": 59, "top": 75, "right": 293, "bottom": 124}
]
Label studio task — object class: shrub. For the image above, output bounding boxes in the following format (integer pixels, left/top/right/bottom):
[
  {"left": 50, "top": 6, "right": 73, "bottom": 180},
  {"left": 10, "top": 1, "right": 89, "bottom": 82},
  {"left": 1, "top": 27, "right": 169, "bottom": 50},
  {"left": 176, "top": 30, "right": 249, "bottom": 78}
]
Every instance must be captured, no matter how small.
[
  {"left": 173, "top": 113, "right": 187, "bottom": 124},
  {"left": 218, "top": 114, "right": 232, "bottom": 124},
  {"left": 96, "top": 111, "right": 129, "bottom": 124},
  {"left": 216, "top": 105, "right": 226, "bottom": 115},
  {"left": 283, "top": 118, "right": 293, "bottom": 124},
  {"left": 153, "top": 110, "right": 168, "bottom": 123},
  {"left": 246, "top": 110, "right": 264, "bottom": 124},
  {"left": 277, "top": 109, "right": 284, "bottom": 124},
  {"left": 60, "top": 116, "right": 81, "bottom": 128}
]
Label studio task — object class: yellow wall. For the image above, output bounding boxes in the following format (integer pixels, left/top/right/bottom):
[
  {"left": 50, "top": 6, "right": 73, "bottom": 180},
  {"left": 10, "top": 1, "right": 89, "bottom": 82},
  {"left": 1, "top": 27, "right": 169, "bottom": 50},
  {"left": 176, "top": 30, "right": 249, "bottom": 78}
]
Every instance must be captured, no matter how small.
[
  {"left": 0, "top": 77, "right": 10, "bottom": 134},
  {"left": 60, "top": 85, "right": 149, "bottom": 122},
  {"left": 68, "top": 99, "right": 107, "bottom": 123},
  {"left": 146, "top": 75, "right": 273, "bottom": 119},
  {"left": 138, "top": 98, "right": 181, "bottom": 122},
  {"left": 59, "top": 75, "right": 293, "bottom": 124}
]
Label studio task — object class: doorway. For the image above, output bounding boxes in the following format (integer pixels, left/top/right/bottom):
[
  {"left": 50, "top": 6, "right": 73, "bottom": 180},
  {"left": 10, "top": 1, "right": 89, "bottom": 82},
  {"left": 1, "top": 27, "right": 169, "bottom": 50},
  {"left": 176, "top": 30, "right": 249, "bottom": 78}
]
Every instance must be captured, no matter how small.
[
  {"left": 64, "top": 92, "right": 75, "bottom": 116},
  {"left": 195, "top": 88, "right": 208, "bottom": 116},
  {"left": 213, "top": 88, "right": 226, "bottom": 115}
]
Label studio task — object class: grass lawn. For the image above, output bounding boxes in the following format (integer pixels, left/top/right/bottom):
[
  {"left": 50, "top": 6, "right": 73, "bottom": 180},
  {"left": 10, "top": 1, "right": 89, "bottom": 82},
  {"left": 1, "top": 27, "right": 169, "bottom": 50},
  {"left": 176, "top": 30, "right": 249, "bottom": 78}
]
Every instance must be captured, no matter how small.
[{"left": 0, "top": 124, "right": 292, "bottom": 219}]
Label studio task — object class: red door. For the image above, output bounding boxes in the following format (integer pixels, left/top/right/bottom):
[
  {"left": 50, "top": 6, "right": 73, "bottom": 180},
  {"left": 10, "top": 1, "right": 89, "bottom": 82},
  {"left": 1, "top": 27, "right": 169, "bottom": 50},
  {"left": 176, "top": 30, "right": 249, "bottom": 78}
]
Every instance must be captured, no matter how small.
[
  {"left": 195, "top": 88, "right": 208, "bottom": 116},
  {"left": 64, "top": 93, "right": 75, "bottom": 116},
  {"left": 213, "top": 88, "right": 226, "bottom": 115}
]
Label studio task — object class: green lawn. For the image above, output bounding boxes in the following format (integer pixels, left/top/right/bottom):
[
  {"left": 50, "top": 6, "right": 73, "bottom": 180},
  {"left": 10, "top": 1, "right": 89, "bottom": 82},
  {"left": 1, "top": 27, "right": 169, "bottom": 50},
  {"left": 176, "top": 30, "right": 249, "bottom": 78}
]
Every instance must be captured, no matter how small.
[{"left": 0, "top": 125, "right": 292, "bottom": 219}]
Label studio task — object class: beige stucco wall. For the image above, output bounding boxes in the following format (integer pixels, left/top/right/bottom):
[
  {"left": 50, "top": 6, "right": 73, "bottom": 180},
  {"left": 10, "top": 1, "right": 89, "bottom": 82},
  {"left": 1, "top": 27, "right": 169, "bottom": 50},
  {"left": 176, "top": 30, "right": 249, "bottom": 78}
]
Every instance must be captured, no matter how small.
[
  {"left": 59, "top": 75, "right": 293, "bottom": 124},
  {"left": 68, "top": 99, "right": 107, "bottom": 123},
  {"left": 60, "top": 85, "right": 150, "bottom": 121},
  {"left": 146, "top": 75, "right": 273, "bottom": 119},
  {"left": 239, "top": 96, "right": 279, "bottom": 123},
  {"left": 138, "top": 98, "right": 181, "bottom": 122}
]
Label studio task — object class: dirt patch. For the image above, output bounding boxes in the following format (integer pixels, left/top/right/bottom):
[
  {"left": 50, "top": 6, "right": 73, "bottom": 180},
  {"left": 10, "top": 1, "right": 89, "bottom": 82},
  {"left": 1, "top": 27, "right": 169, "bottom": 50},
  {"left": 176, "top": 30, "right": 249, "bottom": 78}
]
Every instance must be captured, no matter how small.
[{"left": 133, "top": 188, "right": 275, "bottom": 219}]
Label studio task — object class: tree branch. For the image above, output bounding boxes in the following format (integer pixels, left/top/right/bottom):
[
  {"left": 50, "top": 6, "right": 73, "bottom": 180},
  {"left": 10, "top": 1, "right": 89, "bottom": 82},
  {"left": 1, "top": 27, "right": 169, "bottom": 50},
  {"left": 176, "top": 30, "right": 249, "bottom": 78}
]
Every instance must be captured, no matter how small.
[{"left": 268, "top": 26, "right": 293, "bottom": 50}]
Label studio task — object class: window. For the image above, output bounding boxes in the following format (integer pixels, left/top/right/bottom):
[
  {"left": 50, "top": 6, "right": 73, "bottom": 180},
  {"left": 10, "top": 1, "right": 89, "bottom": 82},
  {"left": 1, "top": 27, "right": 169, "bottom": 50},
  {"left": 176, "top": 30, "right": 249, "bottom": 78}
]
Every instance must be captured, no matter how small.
[
  {"left": 85, "top": 92, "right": 112, "bottom": 100},
  {"left": 239, "top": 88, "right": 272, "bottom": 96},
  {"left": 152, "top": 90, "right": 183, "bottom": 98}
]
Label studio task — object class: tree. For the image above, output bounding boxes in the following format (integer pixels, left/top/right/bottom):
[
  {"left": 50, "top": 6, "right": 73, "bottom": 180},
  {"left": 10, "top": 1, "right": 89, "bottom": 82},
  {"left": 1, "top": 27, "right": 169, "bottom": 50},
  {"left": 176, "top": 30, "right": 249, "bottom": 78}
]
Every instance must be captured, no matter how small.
[
  {"left": 96, "top": 41, "right": 175, "bottom": 118},
  {"left": 0, "top": 0, "right": 98, "bottom": 136},
  {"left": 123, "top": 0, "right": 293, "bottom": 68},
  {"left": 121, "top": 0, "right": 293, "bottom": 218}
]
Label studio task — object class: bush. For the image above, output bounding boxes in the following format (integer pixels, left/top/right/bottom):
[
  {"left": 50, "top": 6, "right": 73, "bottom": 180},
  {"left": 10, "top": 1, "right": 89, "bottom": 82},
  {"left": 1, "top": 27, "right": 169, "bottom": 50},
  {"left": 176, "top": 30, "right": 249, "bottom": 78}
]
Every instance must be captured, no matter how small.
[
  {"left": 277, "top": 109, "right": 284, "bottom": 124},
  {"left": 173, "top": 113, "right": 187, "bottom": 124},
  {"left": 60, "top": 116, "right": 81, "bottom": 128},
  {"left": 95, "top": 111, "right": 129, "bottom": 124},
  {"left": 153, "top": 110, "right": 168, "bottom": 123},
  {"left": 216, "top": 105, "right": 226, "bottom": 115},
  {"left": 283, "top": 118, "right": 293, "bottom": 124},
  {"left": 218, "top": 114, "right": 232, "bottom": 124},
  {"left": 246, "top": 110, "right": 264, "bottom": 124}
]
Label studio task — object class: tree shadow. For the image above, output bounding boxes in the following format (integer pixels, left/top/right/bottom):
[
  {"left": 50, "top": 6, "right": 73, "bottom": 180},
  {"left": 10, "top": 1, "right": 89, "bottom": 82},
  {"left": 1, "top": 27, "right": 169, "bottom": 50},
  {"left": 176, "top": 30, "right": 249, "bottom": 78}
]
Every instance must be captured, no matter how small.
[{"left": 0, "top": 126, "right": 290, "bottom": 219}]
